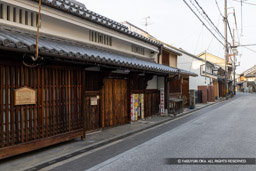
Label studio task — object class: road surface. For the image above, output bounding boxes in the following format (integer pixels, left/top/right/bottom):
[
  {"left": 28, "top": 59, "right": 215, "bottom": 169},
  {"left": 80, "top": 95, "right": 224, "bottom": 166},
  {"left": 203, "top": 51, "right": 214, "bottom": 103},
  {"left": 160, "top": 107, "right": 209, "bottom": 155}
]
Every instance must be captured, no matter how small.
[{"left": 50, "top": 93, "right": 256, "bottom": 171}]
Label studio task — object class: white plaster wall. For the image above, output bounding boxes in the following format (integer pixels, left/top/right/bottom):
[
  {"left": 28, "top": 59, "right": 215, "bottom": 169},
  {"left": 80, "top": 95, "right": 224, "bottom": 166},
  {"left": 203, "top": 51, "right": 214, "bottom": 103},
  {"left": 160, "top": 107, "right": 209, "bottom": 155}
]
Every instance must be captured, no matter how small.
[
  {"left": 157, "top": 76, "right": 165, "bottom": 90},
  {"left": 146, "top": 75, "right": 158, "bottom": 89},
  {"left": 0, "top": 0, "right": 159, "bottom": 60},
  {"left": 178, "top": 53, "right": 211, "bottom": 90}
]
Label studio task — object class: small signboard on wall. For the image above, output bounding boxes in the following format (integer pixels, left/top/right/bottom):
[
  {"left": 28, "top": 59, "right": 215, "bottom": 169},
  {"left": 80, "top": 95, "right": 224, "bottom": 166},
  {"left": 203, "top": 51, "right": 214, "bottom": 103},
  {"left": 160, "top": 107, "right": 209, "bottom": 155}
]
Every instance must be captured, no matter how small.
[
  {"left": 90, "top": 97, "right": 98, "bottom": 105},
  {"left": 14, "top": 87, "right": 36, "bottom": 106}
]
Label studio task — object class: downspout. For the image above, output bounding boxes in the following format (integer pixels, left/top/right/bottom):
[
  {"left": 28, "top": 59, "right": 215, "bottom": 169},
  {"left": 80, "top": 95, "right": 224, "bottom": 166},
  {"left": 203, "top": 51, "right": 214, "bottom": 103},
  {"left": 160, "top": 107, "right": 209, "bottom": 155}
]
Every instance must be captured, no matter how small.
[
  {"left": 157, "top": 44, "right": 163, "bottom": 90},
  {"left": 157, "top": 45, "right": 163, "bottom": 64}
]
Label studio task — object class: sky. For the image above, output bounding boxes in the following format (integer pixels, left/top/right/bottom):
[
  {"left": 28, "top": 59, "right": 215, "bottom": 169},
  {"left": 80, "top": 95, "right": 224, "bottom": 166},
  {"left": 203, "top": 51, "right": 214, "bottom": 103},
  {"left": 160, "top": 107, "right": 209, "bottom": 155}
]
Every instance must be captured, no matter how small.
[{"left": 77, "top": 0, "right": 256, "bottom": 74}]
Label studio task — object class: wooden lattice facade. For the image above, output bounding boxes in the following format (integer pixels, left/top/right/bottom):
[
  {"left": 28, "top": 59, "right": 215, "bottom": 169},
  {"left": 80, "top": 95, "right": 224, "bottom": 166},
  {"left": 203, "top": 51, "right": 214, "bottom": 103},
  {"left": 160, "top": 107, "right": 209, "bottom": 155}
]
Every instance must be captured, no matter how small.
[
  {"left": 0, "top": 51, "right": 164, "bottom": 159},
  {"left": 0, "top": 62, "right": 85, "bottom": 159}
]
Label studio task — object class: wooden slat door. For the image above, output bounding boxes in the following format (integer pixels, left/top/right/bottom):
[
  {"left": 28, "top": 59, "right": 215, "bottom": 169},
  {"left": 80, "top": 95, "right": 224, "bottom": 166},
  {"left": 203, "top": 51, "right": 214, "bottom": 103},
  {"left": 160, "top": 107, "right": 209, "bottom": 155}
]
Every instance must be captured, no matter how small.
[
  {"left": 182, "top": 78, "right": 189, "bottom": 106},
  {"left": 144, "top": 90, "right": 160, "bottom": 117},
  {"left": 102, "top": 79, "right": 128, "bottom": 128},
  {"left": 84, "top": 91, "right": 100, "bottom": 131}
]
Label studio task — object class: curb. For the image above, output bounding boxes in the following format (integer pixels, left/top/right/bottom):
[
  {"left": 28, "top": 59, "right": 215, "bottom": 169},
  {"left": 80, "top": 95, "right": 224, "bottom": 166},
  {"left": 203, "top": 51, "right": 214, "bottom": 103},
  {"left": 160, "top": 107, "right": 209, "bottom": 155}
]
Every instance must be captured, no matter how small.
[{"left": 26, "top": 99, "right": 226, "bottom": 171}]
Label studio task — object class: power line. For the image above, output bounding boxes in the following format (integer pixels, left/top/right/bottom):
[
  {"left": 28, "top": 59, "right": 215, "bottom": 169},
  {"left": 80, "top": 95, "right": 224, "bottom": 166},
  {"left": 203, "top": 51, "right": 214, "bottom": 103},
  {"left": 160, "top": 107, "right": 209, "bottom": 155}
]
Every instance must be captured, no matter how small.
[
  {"left": 193, "top": 0, "right": 225, "bottom": 40},
  {"left": 192, "top": 0, "right": 235, "bottom": 51},
  {"left": 207, "top": 15, "right": 221, "bottom": 50},
  {"left": 194, "top": 24, "right": 204, "bottom": 53},
  {"left": 227, "top": 18, "right": 234, "bottom": 41},
  {"left": 188, "top": 0, "right": 225, "bottom": 42},
  {"left": 243, "top": 46, "right": 256, "bottom": 54},
  {"left": 233, "top": 0, "right": 256, "bottom": 6},
  {"left": 183, "top": 0, "right": 225, "bottom": 47},
  {"left": 215, "top": 0, "right": 224, "bottom": 17},
  {"left": 239, "top": 44, "right": 256, "bottom": 47}
]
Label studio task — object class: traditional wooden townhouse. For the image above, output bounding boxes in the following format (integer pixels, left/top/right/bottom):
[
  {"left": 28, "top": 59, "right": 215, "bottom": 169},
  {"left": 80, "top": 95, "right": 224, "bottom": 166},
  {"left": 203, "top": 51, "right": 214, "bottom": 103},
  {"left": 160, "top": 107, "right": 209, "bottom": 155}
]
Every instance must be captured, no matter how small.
[
  {"left": 157, "top": 44, "right": 198, "bottom": 112},
  {"left": 120, "top": 21, "right": 198, "bottom": 114},
  {"left": 0, "top": 0, "right": 183, "bottom": 159}
]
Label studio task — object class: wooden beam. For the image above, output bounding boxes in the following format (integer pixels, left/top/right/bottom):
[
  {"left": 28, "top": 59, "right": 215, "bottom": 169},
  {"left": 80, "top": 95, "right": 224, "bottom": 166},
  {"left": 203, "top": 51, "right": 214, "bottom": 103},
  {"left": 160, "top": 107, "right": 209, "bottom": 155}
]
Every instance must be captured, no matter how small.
[{"left": 0, "top": 129, "right": 83, "bottom": 159}]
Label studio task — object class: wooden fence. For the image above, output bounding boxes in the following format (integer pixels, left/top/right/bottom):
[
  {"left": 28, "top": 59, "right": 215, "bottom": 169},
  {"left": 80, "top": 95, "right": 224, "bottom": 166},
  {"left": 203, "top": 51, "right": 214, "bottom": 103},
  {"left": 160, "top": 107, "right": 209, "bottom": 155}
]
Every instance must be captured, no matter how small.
[{"left": 0, "top": 64, "right": 84, "bottom": 159}]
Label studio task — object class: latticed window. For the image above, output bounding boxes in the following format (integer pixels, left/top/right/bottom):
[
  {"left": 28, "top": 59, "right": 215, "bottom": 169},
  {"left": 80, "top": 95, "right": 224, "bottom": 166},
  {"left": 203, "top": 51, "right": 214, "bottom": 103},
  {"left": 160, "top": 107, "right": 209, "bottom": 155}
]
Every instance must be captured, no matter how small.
[
  {"left": 131, "top": 44, "right": 145, "bottom": 55},
  {"left": 0, "top": 3, "right": 38, "bottom": 27},
  {"left": 89, "top": 30, "right": 112, "bottom": 46}
]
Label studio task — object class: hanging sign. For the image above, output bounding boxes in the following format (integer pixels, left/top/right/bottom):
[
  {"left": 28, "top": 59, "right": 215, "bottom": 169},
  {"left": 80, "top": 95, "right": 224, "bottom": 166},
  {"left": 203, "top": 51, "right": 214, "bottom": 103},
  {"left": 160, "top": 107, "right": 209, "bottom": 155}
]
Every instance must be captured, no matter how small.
[{"left": 14, "top": 87, "right": 36, "bottom": 106}]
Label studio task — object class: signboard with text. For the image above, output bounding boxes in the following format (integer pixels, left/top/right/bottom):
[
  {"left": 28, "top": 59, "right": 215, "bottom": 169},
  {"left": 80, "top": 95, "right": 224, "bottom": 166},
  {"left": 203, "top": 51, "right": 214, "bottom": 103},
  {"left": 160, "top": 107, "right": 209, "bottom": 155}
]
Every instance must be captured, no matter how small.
[{"left": 14, "top": 87, "right": 36, "bottom": 106}]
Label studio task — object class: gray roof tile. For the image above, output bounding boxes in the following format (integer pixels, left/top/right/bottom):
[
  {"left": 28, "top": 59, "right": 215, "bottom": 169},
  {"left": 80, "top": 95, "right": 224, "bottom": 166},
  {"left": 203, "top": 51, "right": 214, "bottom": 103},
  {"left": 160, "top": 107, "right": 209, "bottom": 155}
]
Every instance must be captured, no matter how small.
[{"left": 0, "top": 28, "right": 176, "bottom": 74}]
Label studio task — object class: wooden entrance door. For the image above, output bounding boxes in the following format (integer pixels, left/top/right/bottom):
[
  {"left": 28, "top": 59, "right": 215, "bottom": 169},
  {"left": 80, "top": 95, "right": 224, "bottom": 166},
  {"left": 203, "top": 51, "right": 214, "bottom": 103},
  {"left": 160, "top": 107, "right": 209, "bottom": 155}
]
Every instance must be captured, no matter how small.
[
  {"left": 84, "top": 91, "right": 100, "bottom": 131},
  {"left": 101, "top": 79, "right": 128, "bottom": 128},
  {"left": 182, "top": 77, "right": 189, "bottom": 106}
]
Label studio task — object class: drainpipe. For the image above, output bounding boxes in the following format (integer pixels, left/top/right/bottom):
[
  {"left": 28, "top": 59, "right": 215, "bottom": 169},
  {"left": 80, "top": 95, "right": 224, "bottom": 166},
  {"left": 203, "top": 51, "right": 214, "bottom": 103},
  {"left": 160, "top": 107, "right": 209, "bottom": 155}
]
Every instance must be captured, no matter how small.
[
  {"left": 157, "top": 45, "right": 163, "bottom": 90},
  {"left": 157, "top": 45, "right": 163, "bottom": 64}
]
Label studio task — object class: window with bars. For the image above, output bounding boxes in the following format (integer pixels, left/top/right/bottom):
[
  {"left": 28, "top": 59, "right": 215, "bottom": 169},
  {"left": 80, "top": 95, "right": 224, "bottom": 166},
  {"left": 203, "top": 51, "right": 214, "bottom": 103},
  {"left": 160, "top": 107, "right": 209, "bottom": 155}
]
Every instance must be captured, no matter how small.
[
  {"left": 132, "top": 44, "right": 145, "bottom": 55},
  {"left": 0, "top": 3, "right": 38, "bottom": 27},
  {"left": 89, "top": 30, "right": 112, "bottom": 46}
]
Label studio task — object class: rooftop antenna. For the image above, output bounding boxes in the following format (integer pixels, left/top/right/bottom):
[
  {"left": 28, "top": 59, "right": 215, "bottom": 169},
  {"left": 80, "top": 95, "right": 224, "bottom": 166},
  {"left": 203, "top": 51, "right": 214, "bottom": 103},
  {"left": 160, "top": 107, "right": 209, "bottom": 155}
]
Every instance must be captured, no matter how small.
[{"left": 143, "top": 16, "right": 150, "bottom": 31}]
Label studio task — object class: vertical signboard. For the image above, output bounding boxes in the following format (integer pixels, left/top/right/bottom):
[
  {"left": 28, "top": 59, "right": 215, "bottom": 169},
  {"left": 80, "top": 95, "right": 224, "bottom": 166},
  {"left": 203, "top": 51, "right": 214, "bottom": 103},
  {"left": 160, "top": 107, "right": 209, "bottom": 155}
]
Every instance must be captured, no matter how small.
[
  {"left": 160, "top": 88, "right": 165, "bottom": 116},
  {"left": 140, "top": 94, "right": 144, "bottom": 119},
  {"left": 130, "top": 94, "right": 135, "bottom": 121},
  {"left": 137, "top": 94, "right": 140, "bottom": 119},
  {"left": 134, "top": 94, "right": 138, "bottom": 121}
]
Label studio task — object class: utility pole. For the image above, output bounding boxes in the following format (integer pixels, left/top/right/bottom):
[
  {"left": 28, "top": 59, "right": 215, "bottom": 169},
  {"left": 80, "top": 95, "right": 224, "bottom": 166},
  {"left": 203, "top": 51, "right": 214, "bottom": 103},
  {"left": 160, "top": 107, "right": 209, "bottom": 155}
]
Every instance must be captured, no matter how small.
[
  {"left": 224, "top": 0, "right": 229, "bottom": 99},
  {"left": 233, "top": 29, "right": 236, "bottom": 95}
]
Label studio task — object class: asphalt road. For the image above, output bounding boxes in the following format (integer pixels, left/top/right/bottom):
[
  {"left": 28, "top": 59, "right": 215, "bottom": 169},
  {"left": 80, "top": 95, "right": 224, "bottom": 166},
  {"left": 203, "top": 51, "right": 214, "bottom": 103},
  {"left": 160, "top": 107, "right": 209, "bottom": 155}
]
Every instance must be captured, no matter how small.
[{"left": 51, "top": 93, "right": 256, "bottom": 171}]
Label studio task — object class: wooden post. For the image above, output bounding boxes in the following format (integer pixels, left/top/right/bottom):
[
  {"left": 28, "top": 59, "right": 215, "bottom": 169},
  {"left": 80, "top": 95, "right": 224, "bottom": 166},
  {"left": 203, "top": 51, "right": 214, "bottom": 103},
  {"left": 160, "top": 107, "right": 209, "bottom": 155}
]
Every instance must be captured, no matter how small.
[
  {"left": 166, "top": 75, "right": 170, "bottom": 114},
  {"left": 164, "top": 75, "right": 168, "bottom": 115},
  {"left": 81, "top": 71, "right": 86, "bottom": 140}
]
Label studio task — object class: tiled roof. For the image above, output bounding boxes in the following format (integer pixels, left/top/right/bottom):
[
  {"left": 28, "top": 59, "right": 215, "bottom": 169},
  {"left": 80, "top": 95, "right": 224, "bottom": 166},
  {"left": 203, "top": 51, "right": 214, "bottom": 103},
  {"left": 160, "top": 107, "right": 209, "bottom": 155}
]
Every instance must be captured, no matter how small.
[
  {"left": 33, "top": 0, "right": 161, "bottom": 46},
  {"left": 241, "top": 65, "right": 256, "bottom": 76},
  {"left": 0, "top": 28, "right": 177, "bottom": 74},
  {"left": 179, "top": 69, "right": 198, "bottom": 77}
]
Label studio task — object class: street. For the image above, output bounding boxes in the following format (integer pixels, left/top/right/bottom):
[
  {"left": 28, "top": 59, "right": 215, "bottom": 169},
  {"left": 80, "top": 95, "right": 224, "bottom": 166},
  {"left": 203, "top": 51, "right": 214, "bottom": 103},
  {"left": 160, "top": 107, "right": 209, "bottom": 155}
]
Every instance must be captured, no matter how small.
[{"left": 47, "top": 93, "right": 256, "bottom": 171}]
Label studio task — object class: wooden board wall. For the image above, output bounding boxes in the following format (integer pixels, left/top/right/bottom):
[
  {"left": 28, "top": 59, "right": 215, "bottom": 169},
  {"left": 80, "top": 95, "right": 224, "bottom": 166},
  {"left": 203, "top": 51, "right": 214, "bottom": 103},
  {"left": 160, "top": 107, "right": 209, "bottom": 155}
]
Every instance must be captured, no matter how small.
[
  {"left": 144, "top": 90, "right": 160, "bottom": 117},
  {"left": 84, "top": 91, "right": 100, "bottom": 131},
  {"left": 169, "top": 79, "right": 182, "bottom": 93},
  {"left": 0, "top": 64, "right": 84, "bottom": 159},
  {"left": 101, "top": 79, "right": 128, "bottom": 128},
  {"left": 182, "top": 77, "right": 189, "bottom": 106}
]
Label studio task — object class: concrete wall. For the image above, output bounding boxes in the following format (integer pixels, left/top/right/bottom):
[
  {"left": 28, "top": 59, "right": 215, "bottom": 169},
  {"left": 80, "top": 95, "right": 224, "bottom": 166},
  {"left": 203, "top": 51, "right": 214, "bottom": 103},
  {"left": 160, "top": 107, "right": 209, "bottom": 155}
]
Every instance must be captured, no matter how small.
[{"left": 178, "top": 53, "right": 211, "bottom": 90}]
